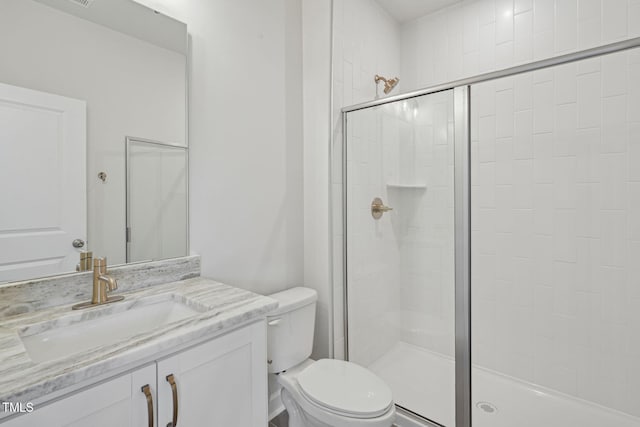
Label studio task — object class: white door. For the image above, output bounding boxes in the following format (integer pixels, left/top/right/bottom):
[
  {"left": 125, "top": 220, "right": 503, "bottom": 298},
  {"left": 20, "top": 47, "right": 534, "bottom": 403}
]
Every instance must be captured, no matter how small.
[
  {"left": 1, "top": 364, "right": 157, "bottom": 427},
  {"left": 0, "top": 82, "right": 86, "bottom": 283},
  {"left": 157, "top": 321, "right": 268, "bottom": 427}
]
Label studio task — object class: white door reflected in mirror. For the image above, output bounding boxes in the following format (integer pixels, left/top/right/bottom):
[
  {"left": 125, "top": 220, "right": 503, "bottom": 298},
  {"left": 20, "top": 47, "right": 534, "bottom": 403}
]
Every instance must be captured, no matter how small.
[{"left": 0, "top": 83, "right": 86, "bottom": 283}]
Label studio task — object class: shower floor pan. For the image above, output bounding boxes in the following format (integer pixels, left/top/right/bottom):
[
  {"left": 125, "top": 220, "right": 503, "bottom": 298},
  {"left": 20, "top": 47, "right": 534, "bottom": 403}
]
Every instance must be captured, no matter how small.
[{"left": 368, "top": 342, "right": 640, "bottom": 427}]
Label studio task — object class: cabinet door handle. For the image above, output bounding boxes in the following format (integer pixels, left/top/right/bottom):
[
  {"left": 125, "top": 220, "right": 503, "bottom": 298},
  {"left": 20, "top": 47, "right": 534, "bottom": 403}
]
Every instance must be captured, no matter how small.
[
  {"left": 141, "top": 384, "right": 154, "bottom": 427},
  {"left": 166, "top": 374, "right": 179, "bottom": 427}
]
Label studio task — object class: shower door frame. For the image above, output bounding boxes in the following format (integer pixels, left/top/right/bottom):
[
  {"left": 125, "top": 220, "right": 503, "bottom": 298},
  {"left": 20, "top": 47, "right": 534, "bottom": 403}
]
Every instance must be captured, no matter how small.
[{"left": 339, "top": 36, "right": 640, "bottom": 427}]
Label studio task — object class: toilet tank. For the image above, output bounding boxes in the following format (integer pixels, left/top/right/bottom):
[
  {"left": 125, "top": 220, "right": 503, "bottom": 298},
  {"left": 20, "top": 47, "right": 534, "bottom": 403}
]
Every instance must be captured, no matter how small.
[{"left": 267, "top": 287, "right": 317, "bottom": 373}]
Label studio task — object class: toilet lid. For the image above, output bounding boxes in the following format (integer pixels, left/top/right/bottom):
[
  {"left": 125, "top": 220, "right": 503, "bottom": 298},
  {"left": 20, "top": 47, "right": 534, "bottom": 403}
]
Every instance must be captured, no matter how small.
[{"left": 296, "top": 359, "right": 393, "bottom": 418}]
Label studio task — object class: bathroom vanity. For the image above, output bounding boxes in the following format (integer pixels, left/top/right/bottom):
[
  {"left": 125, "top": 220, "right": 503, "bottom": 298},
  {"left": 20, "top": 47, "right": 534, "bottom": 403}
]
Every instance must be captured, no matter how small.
[
  {"left": 0, "top": 259, "right": 278, "bottom": 426},
  {"left": 3, "top": 322, "right": 266, "bottom": 427}
]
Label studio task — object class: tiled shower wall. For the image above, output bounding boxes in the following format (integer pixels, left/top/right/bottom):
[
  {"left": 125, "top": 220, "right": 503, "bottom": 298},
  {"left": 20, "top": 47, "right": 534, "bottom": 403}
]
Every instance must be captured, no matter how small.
[
  {"left": 394, "top": 0, "right": 640, "bottom": 417},
  {"left": 400, "top": 0, "right": 640, "bottom": 92},
  {"left": 396, "top": 93, "right": 455, "bottom": 357},
  {"left": 332, "top": 0, "right": 400, "bottom": 359},
  {"left": 345, "top": 108, "right": 402, "bottom": 367},
  {"left": 471, "top": 49, "right": 640, "bottom": 417},
  {"left": 335, "top": 0, "right": 640, "bottom": 417}
]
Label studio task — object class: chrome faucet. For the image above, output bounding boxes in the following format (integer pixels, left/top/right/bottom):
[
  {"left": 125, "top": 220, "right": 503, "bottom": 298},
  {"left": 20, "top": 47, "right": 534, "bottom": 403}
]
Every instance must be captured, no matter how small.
[{"left": 72, "top": 257, "right": 124, "bottom": 310}]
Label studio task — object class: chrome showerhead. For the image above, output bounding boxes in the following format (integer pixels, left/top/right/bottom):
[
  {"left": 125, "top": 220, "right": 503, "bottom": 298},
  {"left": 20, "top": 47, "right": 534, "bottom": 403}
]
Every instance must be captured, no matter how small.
[{"left": 375, "top": 74, "right": 399, "bottom": 94}]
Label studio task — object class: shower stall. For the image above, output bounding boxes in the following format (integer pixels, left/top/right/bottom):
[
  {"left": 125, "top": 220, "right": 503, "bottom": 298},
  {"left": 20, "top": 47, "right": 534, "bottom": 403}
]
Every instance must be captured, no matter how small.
[{"left": 339, "top": 39, "right": 640, "bottom": 427}]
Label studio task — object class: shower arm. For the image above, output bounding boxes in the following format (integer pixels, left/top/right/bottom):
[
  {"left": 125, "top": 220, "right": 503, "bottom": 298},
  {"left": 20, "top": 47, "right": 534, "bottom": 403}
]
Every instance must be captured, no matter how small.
[{"left": 374, "top": 74, "right": 400, "bottom": 96}]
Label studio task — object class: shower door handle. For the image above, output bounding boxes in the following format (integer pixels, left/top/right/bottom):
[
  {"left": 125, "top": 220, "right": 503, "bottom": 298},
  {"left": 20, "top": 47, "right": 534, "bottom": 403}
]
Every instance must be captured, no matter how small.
[{"left": 371, "top": 197, "right": 393, "bottom": 219}]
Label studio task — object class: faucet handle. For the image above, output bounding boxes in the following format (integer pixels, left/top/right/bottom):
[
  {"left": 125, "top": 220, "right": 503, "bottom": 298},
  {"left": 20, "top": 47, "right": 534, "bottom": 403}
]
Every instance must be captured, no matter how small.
[{"left": 107, "top": 278, "right": 118, "bottom": 292}]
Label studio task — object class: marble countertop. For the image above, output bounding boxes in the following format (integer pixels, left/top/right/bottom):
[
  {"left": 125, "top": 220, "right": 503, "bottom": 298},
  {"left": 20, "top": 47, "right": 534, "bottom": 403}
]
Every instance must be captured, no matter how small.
[{"left": 0, "top": 277, "right": 278, "bottom": 406}]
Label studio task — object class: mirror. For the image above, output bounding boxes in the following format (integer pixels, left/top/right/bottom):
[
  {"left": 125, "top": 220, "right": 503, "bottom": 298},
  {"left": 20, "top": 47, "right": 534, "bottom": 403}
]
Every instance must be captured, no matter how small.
[{"left": 0, "top": 0, "right": 188, "bottom": 283}]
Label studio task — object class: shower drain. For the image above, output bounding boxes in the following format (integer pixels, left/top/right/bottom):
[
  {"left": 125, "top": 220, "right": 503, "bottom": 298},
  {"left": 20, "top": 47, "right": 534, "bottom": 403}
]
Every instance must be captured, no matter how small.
[{"left": 476, "top": 401, "right": 498, "bottom": 414}]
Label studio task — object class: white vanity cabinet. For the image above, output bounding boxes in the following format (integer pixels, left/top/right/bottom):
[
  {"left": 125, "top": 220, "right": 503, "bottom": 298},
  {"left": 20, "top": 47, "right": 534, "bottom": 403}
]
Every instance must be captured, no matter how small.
[
  {"left": 2, "top": 364, "right": 157, "bottom": 427},
  {"left": 157, "top": 320, "right": 268, "bottom": 426},
  {"left": 2, "top": 321, "right": 267, "bottom": 427}
]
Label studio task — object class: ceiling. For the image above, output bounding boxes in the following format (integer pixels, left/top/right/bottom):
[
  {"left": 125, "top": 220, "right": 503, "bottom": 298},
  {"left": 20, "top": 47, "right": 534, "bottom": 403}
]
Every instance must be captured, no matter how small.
[{"left": 375, "top": 0, "right": 464, "bottom": 23}]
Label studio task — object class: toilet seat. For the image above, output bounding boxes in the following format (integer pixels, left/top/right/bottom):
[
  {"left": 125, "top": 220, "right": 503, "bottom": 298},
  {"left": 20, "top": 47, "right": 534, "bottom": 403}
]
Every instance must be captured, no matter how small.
[{"left": 296, "top": 359, "right": 393, "bottom": 419}]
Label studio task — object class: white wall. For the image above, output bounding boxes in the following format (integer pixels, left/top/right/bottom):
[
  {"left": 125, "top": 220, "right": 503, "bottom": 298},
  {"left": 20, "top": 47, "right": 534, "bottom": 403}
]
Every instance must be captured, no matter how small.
[
  {"left": 140, "top": 0, "right": 304, "bottom": 296},
  {"left": 302, "top": 0, "right": 333, "bottom": 359},
  {"left": 0, "top": 0, "right": 186, "bottom": 265}
]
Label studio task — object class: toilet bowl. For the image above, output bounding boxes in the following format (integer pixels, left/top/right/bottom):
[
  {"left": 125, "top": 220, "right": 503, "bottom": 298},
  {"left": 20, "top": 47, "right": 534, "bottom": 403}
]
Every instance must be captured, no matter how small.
[{"left": 267, "top": 287, "right": 396, "bottom": 427}]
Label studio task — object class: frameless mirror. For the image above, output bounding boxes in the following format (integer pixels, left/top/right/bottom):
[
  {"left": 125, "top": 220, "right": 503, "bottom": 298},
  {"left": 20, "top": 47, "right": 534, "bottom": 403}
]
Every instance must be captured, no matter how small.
[{"left": 0, "top": 0, "right": 188, "bottom": 283}]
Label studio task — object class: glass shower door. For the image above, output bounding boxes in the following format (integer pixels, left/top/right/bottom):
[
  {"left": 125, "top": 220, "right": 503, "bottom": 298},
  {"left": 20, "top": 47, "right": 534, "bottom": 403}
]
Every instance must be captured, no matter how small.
[{"left": 344, "top": 89, "right": 456, "bottom": 425}]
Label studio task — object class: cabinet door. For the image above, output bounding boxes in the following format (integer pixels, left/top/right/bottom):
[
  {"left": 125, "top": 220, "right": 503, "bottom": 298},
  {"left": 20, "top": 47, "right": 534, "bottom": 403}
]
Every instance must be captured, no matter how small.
[
  {"left": 2, "top": 364, "right": 156, "bottom": 427},
  {"left": 157, "top": 321, "right": 267, "bottom": 427}
]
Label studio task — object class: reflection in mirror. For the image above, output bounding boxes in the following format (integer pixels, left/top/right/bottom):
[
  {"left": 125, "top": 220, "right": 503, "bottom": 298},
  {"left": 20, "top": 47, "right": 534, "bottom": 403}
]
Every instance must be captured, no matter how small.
[
  {"left": 0, "top": 0, "right": 188, "bottom": 283},
  {"left": 126, "top": 138, "right": 188, "bottom": 263}
]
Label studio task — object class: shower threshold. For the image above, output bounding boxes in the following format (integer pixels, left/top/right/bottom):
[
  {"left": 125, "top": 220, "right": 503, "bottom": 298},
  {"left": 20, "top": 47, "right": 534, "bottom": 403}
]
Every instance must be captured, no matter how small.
[{"left": 368, "top": 342, "right": 640, "bottom": 427}]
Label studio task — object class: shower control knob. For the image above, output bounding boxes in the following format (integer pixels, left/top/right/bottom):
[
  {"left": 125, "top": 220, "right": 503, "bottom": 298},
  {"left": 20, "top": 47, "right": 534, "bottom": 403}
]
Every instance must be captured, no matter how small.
[{"left": 371, "top": 197, "right": 393, "bottom": 220}]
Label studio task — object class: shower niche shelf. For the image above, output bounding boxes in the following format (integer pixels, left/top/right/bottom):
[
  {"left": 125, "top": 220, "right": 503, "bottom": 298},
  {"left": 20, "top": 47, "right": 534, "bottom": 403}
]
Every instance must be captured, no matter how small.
[{"left": 386, "top": 183, "right": 427, "bottom": 190}]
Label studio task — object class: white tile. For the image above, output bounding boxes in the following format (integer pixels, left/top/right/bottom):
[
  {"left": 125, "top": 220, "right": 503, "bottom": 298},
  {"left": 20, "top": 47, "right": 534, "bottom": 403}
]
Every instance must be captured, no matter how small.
[
  {"left": 577, "top": 72, "right": 601, "bottom": 129},
  {"left": 477, "top": 81, "right": 497, "bottom": 117},
  {"left": 578, "top": 17, "right": 602, "bottom": 49},
  {"left": 463, "top": 51, "right": 480, "bottom": 77},
  {"left": 533, "top": 81, "right": 554, "bottom": 133},
  {"left": 555, "top": 63, "right": 578, "bottom": 105},
  {"left": 478, "top": 163, "right": 497, "bottom": 208},
  {"left": 576, "top": 57, "right": 601, "bottom": 75},
  {"left": 629, "top": 62, "right": 640, "bottom": 122},
  {"left": 553, "top": 209, "right": 578, "bottom": 262},
  {"left": 479, "top": 116, "right": 497, "bottom": 162},
  {"left": 514, "top": 73, "right": 533, "bottom": 111},
  {"left": 496, "top": 89, "right": 515, "bottom": 137},
  {"left": 514, "top": 10, "right": 534, "bottom": 63},
  {"left": 478, "top": 0, "right": 497, "bottom": 25},
  {"left": 515, "top": 0, "right": 533, "bottom": 14},
  {"left": 495, "top": 138, "right": 514, "bottom": 184},
  {"left": 533, "top": 29, "right": 555, "bottom": 59},
  {"left": 479, "top": 22, "right": 497, "bottom": 72},
  {"left": 495, "top": 230, "right": 515, "bottom": 274},
  {"left": 554, "top": 103, "right": 577, "bottom": 156},
  {"left": 551, "top": 261, "right": 578, "bottom": 316},
  {"left": 628, "top": 182, "right": 640, "bottom": 240},
  {"left": 578, "top": 0, "right": 601, "bottom": 21},
  {"left": 601, "top": 95, "right": 628, "bottom": 153},
  {"left": 556, "top": 0, "right": 578, "bottom": 53},
  {"left": 496, "top": 0, "right": 515, "bottom": 43},
  {"left": 553, "top": 156, "right": 577, "bottom": 209},
  {"left": 600, "top": 211, "right": 627, "bottom": 267},
  {"left": 533, "top": 0, "right": 555, "bottom": 33},
  {"left": 513, "top": 159, "right": 534, "bottom": 208},
  {"left": 630, "top": 123, "right": 640, "bottom": 181},
  {"left": 533, "top": 132, "right": 554, "bottom": 183},
  {"left": 463, "top": 6, "right": 480, "bottom": 53},
  {"left": 600, "top": 153, "right": 628, "bottom": 210},
  {"left": 496, "top": 40, "right": 515, "bottom": 68},
  {"left": 601, "top": 53, "right": 627, "bottom": 97},
  {"left": 602, "top": 0, "right": 628, "bottom": 42},
  {"left": 575, "top": 128, "right": 600, "bottom": 183},
  {"left": 630, "top": 0, "right": 640, "bottom": 37},
  {"left": 533, "top": 67, "right": 554, "bottom": 83},
  {"left": 515, "top": 110, "right": 534, "bottom": 159}
]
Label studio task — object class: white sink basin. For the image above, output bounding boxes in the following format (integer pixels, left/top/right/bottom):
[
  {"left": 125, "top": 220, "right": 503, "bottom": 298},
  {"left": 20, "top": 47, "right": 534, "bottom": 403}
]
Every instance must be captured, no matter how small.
[{"left": 20, "top": 297, "right": 202, "bottom": 363}]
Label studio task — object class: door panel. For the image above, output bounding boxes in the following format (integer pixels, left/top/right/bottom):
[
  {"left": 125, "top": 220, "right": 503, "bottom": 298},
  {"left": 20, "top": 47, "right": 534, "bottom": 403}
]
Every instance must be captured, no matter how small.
[
  {"left": 344, "top": 89, "right": 457, "bottom": 425},
  {"left": 0, "top": 82, "right": 86, "bottom": 282}
]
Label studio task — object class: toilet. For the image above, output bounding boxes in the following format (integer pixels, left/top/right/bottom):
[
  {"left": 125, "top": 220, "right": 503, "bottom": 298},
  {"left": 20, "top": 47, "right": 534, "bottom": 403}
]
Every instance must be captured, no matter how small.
[{"left": 267, "top": 287, "right": 396, "bottom": 427}]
